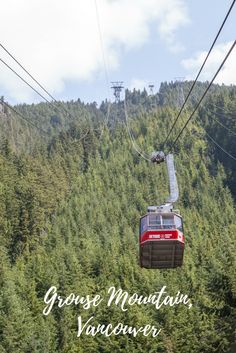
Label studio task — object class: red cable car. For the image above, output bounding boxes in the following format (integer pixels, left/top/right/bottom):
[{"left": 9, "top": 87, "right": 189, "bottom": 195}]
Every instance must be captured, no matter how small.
[{"left": 139, "top": 205, "right": 184, "bottom": 269}]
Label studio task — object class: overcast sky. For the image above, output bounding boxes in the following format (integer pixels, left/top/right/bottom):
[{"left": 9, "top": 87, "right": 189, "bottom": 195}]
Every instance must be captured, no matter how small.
[{"left": 0, "top": 0, "right": 235, "bottom": 105}]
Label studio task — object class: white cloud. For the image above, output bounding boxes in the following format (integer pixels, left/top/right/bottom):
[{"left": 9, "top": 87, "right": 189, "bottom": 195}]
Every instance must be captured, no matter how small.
[
  {"left": 182, "top": 41, "right": 236, "bottom": 84},
  {"left": 157, "top": 0, "right": 190, "bottom": 53},
  {"left": 129, "top": 78, "right": 149, "bottom": 91},
  {"left": 0, "top": 0, "right": 189, "bottom": 103}
]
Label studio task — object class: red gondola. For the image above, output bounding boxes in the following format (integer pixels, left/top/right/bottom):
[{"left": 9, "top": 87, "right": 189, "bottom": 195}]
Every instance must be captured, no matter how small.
[
  {"left": 139, "top": 153, "right": 184, "bottom": 269},
  {"left": 139, "top": 205, "right": 184, "bottom": 269}
]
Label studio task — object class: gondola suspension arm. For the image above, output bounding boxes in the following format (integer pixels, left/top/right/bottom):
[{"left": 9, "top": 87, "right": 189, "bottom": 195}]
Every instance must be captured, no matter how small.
[{"left": 151, "top": 152, "right": 179, "bottom": 210}]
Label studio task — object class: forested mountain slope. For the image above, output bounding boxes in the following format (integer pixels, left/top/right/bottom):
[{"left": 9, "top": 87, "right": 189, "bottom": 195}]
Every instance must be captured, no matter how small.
[{"left": 0, "top": 83, "right": 236, "bottom": 353}]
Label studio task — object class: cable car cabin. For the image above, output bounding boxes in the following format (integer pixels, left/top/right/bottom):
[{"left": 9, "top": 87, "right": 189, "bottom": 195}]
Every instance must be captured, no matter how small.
[{"left": 139, "top": 207, "right": 184, "bottom": 269}]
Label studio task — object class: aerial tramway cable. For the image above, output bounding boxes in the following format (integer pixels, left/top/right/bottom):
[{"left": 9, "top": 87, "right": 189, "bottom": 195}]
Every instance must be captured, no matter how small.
[
  {"left": 124, "top": 97, "right": 152, "bottom": 162},
  {"left": 0, "top": 44, "right": 102, "bottom": 139},
  {"left": 0, "top": 43, "right": 58, "bottom": 103},
  {"left": 123, "top": 0, "right": 236, "bottom": 163},
  {"left": 94, "top": 0, "right": 112, "bottom": 138},
  {"left": 91, "top": 2, "right": 236, "bottom": 270},
  {"left": 162, "top": 0, "right": 236, "bottom": 148},
  {"left": 205, "top": 102, "right": 236, "bottom": 116},
  {"left": 200, "top": 106, "right": 236, "bottom": 137},
  {"left": 204, "top": 130, "right": 236, "bottom": 161},
  {"left": 0, "top": 57, "right": 56, "bottom": 106},
  {"left": 94, "top": 0, "right": 110, "bottom": 98},
  {"left": 0, "top": 51, "right": 91, "bottom": 138},
  {"left": 0, "top": 42, "right": 89, "bottom": 125},
  {"left": 1, "top": 100, "right": 49, "bottom": 135},
  {"left": 95, "top": 0, "right": 145, "bottom": 153},
  {"left": 169, "top": 40, "right": 236, "bottom": 151}
]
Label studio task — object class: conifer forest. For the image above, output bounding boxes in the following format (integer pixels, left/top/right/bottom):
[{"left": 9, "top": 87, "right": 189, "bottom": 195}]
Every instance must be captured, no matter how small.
[{"left": 0, "top": 82, "right": 236, "bottom": 352}]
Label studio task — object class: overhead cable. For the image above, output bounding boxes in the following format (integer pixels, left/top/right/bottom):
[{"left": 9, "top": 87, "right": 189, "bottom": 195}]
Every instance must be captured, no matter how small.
[
  {"left": 94, "top": 0, "right": 110, "bottom": 98},
  {"left": 0, "top": 44, "right": 90, "bottom": 127},
  {"left": 94, "top": 0, "right": 113, "bottom": 137},
  {"left": 1, "top": 100, "right": 49, "bottom": 135},
  {"left": 0, "top": 43, "right": 58, "bottom": 102},
  {"left": 0, "top": 45, "right": 91, "bottom": 137},
  {"left": 203, "top": 108, "right": 236, "bottom": 136},
  {"left": 205, "top": 130, "right": 236, "bottom": 162},
  {"left": 124, "top": 97, "right": 152, "bottom": 161},
  {"left": 0, "top": 57, "right": 55, "bottom": 106},
  {"left": 170, "top": 40, "right": 236, "bottom": 150},
  {"left": 163, "top": 0, "right": 236, "bottom": 146}
]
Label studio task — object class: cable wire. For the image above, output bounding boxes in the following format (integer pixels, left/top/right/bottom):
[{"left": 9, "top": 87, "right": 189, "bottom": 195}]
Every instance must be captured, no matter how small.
[
  {"left": 202, "top": 107, "right": 236, "bottom": 136},
  {"left": 170, "top": 40, "right": 236, "bottom": 150},
  {"left": 206, "top": 101, "right": 236, "bottom": 116},
  {"left": 94, "top": 0, "right": 110, "bottom": 98},
  {"left": 1, "top": 100, "right": 49, "bottom": 135},
  {"left": 184, "top": 91, "right": 236, "bottom": 136},
  {"left": 124, "top": 96, "right": 152, "bottom": 161},
  {"left": 163, "top": 0, "right": 236, "bottom": 147},
  {"left": 0, "top": 42, "right": 80, "bottom": 119},
  {"left": 0, "top": 46, "right": 93, "bottom": 139},
  {"left": 0, "top": 44, "right": 92, "bottom": 131},
  {"left": 0, "top": 57, "right": 56, "bottom": 106},
  {"left": 0, "top": 43, "right": 58, "bottom": 103},
  {"left": 2, "top": 99, "right": 91, "bottom": 143},
  {"left": 205, "top": 130, "right": 236, "bottom": 161},
  {"left": 94, "top": 0, "right": 113, "bottom": 138}
]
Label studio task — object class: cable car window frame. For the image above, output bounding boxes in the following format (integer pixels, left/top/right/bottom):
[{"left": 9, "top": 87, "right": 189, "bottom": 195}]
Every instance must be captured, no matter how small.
[
  {"left": 174, "top": 214, "right": 183, "bottom": 232},
  {"left": 147, "top": 213, "right": 181, "bottom": 230},
  {"left": 148, "top": 214, "right": 161, "bottom": 228},
  {"left": 162, "top": 214, "right": 175, "bottom": 229},
  {"left": 140, "top": 215, "right": 148, "bottom": 236}
]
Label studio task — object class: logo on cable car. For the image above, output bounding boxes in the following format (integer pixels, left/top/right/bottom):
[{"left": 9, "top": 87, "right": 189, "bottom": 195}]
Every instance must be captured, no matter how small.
[
  {"left": 149, "top": 234, "right": 172, "bottom": 239},
  {"left": 164, "top": 234, "right": 172, "bottom": 238}
]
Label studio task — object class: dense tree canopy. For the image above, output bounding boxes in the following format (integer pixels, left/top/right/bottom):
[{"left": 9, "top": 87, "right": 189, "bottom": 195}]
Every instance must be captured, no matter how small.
[{"left": 0, "top": 82, "right": 235, "bottom": 352}]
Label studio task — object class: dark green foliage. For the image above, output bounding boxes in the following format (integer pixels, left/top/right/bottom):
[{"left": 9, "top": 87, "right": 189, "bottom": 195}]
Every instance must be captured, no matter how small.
[{"left": 0, "top": 83, "right": 236, "bottom": 352}]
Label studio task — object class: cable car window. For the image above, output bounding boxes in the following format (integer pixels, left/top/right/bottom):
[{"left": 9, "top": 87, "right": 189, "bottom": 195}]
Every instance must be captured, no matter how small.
[
  {"left": 175, "top": 215, "right": 183, "bottom": 232},
  {"left": 148, "top": 214, "right": 161, "bottom": 228},
  {"left": 162, "top": 215, "right": 175, "bottom": 229},
  {"left": 140, "top": 216, "right": 148, "bottom": 234}
]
